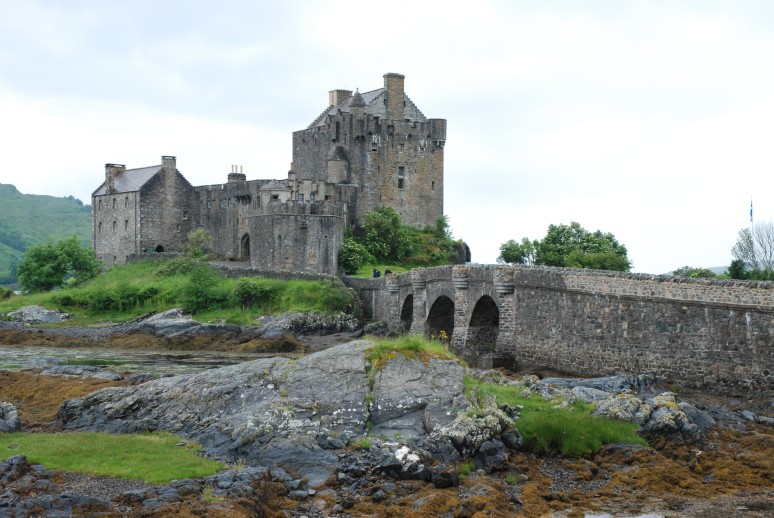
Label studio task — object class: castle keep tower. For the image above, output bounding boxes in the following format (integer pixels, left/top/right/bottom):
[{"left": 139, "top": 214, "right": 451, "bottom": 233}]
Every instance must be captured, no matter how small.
[{"left": 292, "top": 72, "right": 446, "bottom": 229}]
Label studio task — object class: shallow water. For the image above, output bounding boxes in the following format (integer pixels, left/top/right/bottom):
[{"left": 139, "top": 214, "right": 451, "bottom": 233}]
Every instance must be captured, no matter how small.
[{"left": 0, "top": 344, "right": 285, "bottom": 376}]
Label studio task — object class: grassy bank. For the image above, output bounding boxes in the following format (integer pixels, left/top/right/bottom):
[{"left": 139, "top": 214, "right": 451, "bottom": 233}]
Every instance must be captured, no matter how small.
[
  {"left": 0, "top": 432, "right": 224, "bottom": 483},
  {"left": 0, "top": 259, "right": 354, "bottom": 326},
  {"left": 465, "top": 375, "right": 647, "bottom": 456}
]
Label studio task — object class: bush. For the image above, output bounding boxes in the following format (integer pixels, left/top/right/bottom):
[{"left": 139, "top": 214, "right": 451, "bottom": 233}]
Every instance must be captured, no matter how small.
[
  {"left": 231, "top": 279, "right": 278, "bottom": 308},
  {"left": 181, "top": 262, "right": 223, "bottom": 314},
  {"left": 156, "top": 258, "right": 196, "bottom": 277},
  {"left": 339, "top": 239, "right": 373, "bottom": 275},
  {"left": 87, "top": 288, "right": 119, "bottom": 312},
  {"left": 0, "top": 287, "right": 13, "bottom": 300}
]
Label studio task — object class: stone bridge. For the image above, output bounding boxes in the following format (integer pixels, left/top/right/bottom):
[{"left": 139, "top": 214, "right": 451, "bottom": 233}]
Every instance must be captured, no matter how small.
[{"left": 345, "top": 265, "right": 774, "bottom": 399}]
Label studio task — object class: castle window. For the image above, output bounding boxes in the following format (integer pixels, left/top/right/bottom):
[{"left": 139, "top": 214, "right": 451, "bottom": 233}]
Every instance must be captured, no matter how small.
[
  {"left": 398, "top": 178, "right": 404, "bottom": 189},
  {"left": 124, "top": 220, "right": 128, "bottom": 231},
  {"left": 207, "top": 201, "right": 212, "bottom": 208},
  {"left": 124, "top": 197, "right": 128, "bottom": 208},
  {"left": 112, "top": 198, "right": 116, "bottom": 209},
  {"left": 98, "top": 222, "right": 102, "bottom": 233},
  {"left": 399, "top": 144, "right": 404, "bottom": 153},
  {"left": 297, "top": 194, "right": 304, "bottom": 203},
  {"left": 432, "top": 181, "right": 435, "bottom": 190},
  {"left": 98, "top": 200, "right": 103, "bottom": 210},
  {"left": 112, "top": 221, "right": 116, "bottom": 232},
  {"left": 398, "top": 166, "right": 405, "bottom": 189},
  {"left": 272, "top": 194, "right": 279, "bottom": 200},
  {"left": 309, "top": 194, "right": 315, "bottom": 203},
  {"left": 324, "top": 195, "right": 332, "bottom": 201}
]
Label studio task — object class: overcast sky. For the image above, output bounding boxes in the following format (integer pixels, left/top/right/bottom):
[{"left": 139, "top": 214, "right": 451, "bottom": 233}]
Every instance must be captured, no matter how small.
[{"left": 1, "top": 0, "right": 773, "bottom": 274}]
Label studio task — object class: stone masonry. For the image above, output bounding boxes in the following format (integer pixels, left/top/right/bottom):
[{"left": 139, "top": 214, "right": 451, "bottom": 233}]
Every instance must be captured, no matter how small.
[
  {"left": 345, "top": 265, "right": 774, "bottom": 400},
  {"left": 92, "top": 73, "right": 446, "bottom": 274}
]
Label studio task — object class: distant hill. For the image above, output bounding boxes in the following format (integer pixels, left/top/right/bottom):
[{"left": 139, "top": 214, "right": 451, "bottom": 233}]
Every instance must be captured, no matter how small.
[{"left": 0, "top": 184, "right": 91, "bottom": 285}]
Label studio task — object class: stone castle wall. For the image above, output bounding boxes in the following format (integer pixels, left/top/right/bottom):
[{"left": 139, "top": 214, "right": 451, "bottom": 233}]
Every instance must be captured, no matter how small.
[
  {"left": 251, "top": 201, "right": 345, "bottom": 275},
  {"left": 357, "top": 266, "right": 773, "bottom": 398},
  {"left": 93, "top": 191, "right": 140, "bottom": 265}
]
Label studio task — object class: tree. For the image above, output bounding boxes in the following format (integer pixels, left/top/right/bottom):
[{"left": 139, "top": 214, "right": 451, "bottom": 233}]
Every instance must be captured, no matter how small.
[
  {"left": 338, "top": 238, "right": 373, "bottom": 275},
  {"left": 499, "top": 222, "right": 631, "bottom": 272},
  {"left": 498, "top": 238, "right": 537, "bottom": 265},
  {"left": 17, "top": 236, "right": 101, "bottom": 292},
  {"left": 360, "top": 207, "right": 406, "bottom": 262},
  {"left": 181, "top": 228, "right": 213, "bottom": 259},
  {"left": 672, "top": 266, "right": 716, "bottom": 279},
  {"left": 731, "top": 222, "right": 774, "bottom": 280},
  {"left": 726, "top": 259, "right": 748, "bottom": 280}
]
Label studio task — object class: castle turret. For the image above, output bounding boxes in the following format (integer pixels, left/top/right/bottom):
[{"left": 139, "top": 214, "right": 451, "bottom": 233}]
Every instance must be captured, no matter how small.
[{"left": 383, "top": 73, "right": 405, "bottom": 122}]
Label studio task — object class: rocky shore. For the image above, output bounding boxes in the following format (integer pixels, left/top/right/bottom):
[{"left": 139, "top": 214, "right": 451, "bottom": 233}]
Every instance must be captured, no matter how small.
[{"left": 0, "top": 307, "right": 772, "bottom": 516}]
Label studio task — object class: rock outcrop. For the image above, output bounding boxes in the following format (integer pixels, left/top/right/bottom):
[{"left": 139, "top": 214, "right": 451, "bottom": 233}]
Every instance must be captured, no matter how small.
[
  {"left": 58, "top": 341, "right": 513, "bottom": 487},
  {"left": 0, "top": 402, "right": 20, "bottom": 433}
]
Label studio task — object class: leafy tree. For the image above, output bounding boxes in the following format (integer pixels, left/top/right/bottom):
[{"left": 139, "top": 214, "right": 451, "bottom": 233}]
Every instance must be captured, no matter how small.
[
  {"left": 499, "top": 222, "right": 631, "bottom": 272},
  {"left": 360, "top": 207, "right": 405, "bottom": 261},
  {"left": 181, "top": 228, "right": 213, "bottom": 259},
  {"left": 498, "top": 238, "right": 538, "bottom": 265},
  {"left": 339, "top": 238, "right": 373, "bottom": 275},
  {"left": 17, "top": 236, "right": 101, "bottom": 292},
  {"left": 731, "top": 223, "right": 774, "bottom": 280},
  {"left": 672, "top": 266, "right": 716, "bottom": 279},
  {"left": 726, "top": 259, "right": 748, "bottom": 280}
]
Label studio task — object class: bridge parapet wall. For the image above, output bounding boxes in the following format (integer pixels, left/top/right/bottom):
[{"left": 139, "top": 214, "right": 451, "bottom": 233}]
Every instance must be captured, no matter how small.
[{"left": 360, "top": 264, "right": 773, "bottom": 400}]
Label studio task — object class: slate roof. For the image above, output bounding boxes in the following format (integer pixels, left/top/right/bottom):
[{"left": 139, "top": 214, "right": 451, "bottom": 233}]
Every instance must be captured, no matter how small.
[
  {"left": 93, "top": 165, "right": 161, "bottom": 196},
  {"left": 309, "top": 87, "right": 385, "bottom": 128},
  {"left": 260, "top": 180, "right": 288, "bottom": 191}
]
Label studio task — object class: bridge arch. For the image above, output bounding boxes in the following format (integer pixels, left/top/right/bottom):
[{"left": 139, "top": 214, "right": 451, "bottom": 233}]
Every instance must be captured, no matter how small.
[
  {"left": 426, "top": 295, "right": 454, "bottom": 341},
  {"left": 466, "top": 295, "right": 500, "bottom": 352},
  {"left": 400, "top": 294, "right": 413, "bottom": 332}
]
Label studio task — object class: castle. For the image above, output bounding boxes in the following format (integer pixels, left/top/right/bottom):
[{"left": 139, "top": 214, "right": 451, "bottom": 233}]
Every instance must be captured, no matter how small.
[{"left": 92, "top": 73, "right": 447, "bottom": 274}]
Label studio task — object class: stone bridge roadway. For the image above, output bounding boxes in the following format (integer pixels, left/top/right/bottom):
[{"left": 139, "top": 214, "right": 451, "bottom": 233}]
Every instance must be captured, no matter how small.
[{"left": 348, "top": 264, "right": 774, "bottom": 399}]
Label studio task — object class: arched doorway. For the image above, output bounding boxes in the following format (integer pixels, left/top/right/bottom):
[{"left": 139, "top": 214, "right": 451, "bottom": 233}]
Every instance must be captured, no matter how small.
[
  {"left": 467, "top": 296, "right": 500, "bottom": 352},
  {"left": 400, "top": 295, "right": 413, "bottom": 332},
  {"left": 426, "top": 295, "right": 454, "bottom": 342},
  {"left": 154, "top": 245, "right": 164, "bottom": 253},
  {"left": 240, "top": 234, "right": 250, "bottom": 262}
]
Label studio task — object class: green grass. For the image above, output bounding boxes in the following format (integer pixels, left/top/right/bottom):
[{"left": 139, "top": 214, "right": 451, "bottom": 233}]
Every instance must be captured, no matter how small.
[
  {"left": 0, "top": 259, "right": 354, "bottom": 325},
  {"left": 352, "top": 263, "right": 411, "bottom": 278},
  {"left": 364, "top": 334, "right": 457, "bottom": 370},
  {"left": 350, "top": 437, "right": 372, "bottom": 450},
  {"left": 458, "top": 460, "right": 474, "bottom": 478},
  {"left": 464, "top": 376, "right": 647, "bottom": 456},
  {"left": 0, "top": 432, "right": 224, "bottom": 483}
]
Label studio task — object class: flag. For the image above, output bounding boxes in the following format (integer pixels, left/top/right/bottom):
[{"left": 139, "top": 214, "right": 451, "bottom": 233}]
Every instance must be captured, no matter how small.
[{"left": 750, "top": 199, "right": 753, "bottom": 223}]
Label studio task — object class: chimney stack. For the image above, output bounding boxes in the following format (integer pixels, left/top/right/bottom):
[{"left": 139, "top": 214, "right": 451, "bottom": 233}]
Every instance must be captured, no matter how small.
[
  {"left": 329, "top": 89, "right": 352, "bottom": 107},
  {"left": 383, "top": 72, "right": 405, "bottom": 122},
  {"left": 104, "top": 163, "right": 125, "bottom": 194}
]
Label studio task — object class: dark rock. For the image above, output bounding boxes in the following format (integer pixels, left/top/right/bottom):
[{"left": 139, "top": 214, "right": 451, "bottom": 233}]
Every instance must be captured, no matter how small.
[
  {"left": 679, "top": 402, "right": 715, "bottom": 429},
  {"left": 0, "top": 403, "right": 21, "bottom": 433},
  {"left": 371, "top": 489, "right": 387, "bottom": 502},
  {"left": 474, "top": 439, "right": 506, "bottom": 469},
  {"left": 431, "top": 467, "right": 459, "bottom": 488},
  {"left": 0, "top": 455, "right": 30, "bottom": 483}
]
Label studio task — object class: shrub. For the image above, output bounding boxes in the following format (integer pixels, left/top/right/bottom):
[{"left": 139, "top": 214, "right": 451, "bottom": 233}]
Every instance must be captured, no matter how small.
[
  {"left": 339, "top": 239, "right": 373, "bottom": 275},
  {"left": 87, "top": 288, "right": 119, "bottom": 312},
  {"left": 156, "top": 258, "right": 195, "bottom": 277},
  {"left": 181, "top": 262, "right": 223, "bottom": 314},
  {"left": 232, "top": 279, "right": 277, "bottom": 308}
]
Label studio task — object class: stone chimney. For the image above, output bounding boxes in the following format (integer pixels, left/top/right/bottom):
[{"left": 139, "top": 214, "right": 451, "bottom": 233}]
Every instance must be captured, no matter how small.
[
  {"left": 104, "top": 163, "right": 125, "bottom": 194},
  {"left": 161, "top": 155, "right": 176, "bottom": 173},
  {"left": 329, "top": 89, "right": 352, "bottom": 107},
  {"left": 228, "top": 164, "right": 246, "bottom": 183},
  {"left": 383, "top": 72, "right": 405, "bottom": 122}
]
